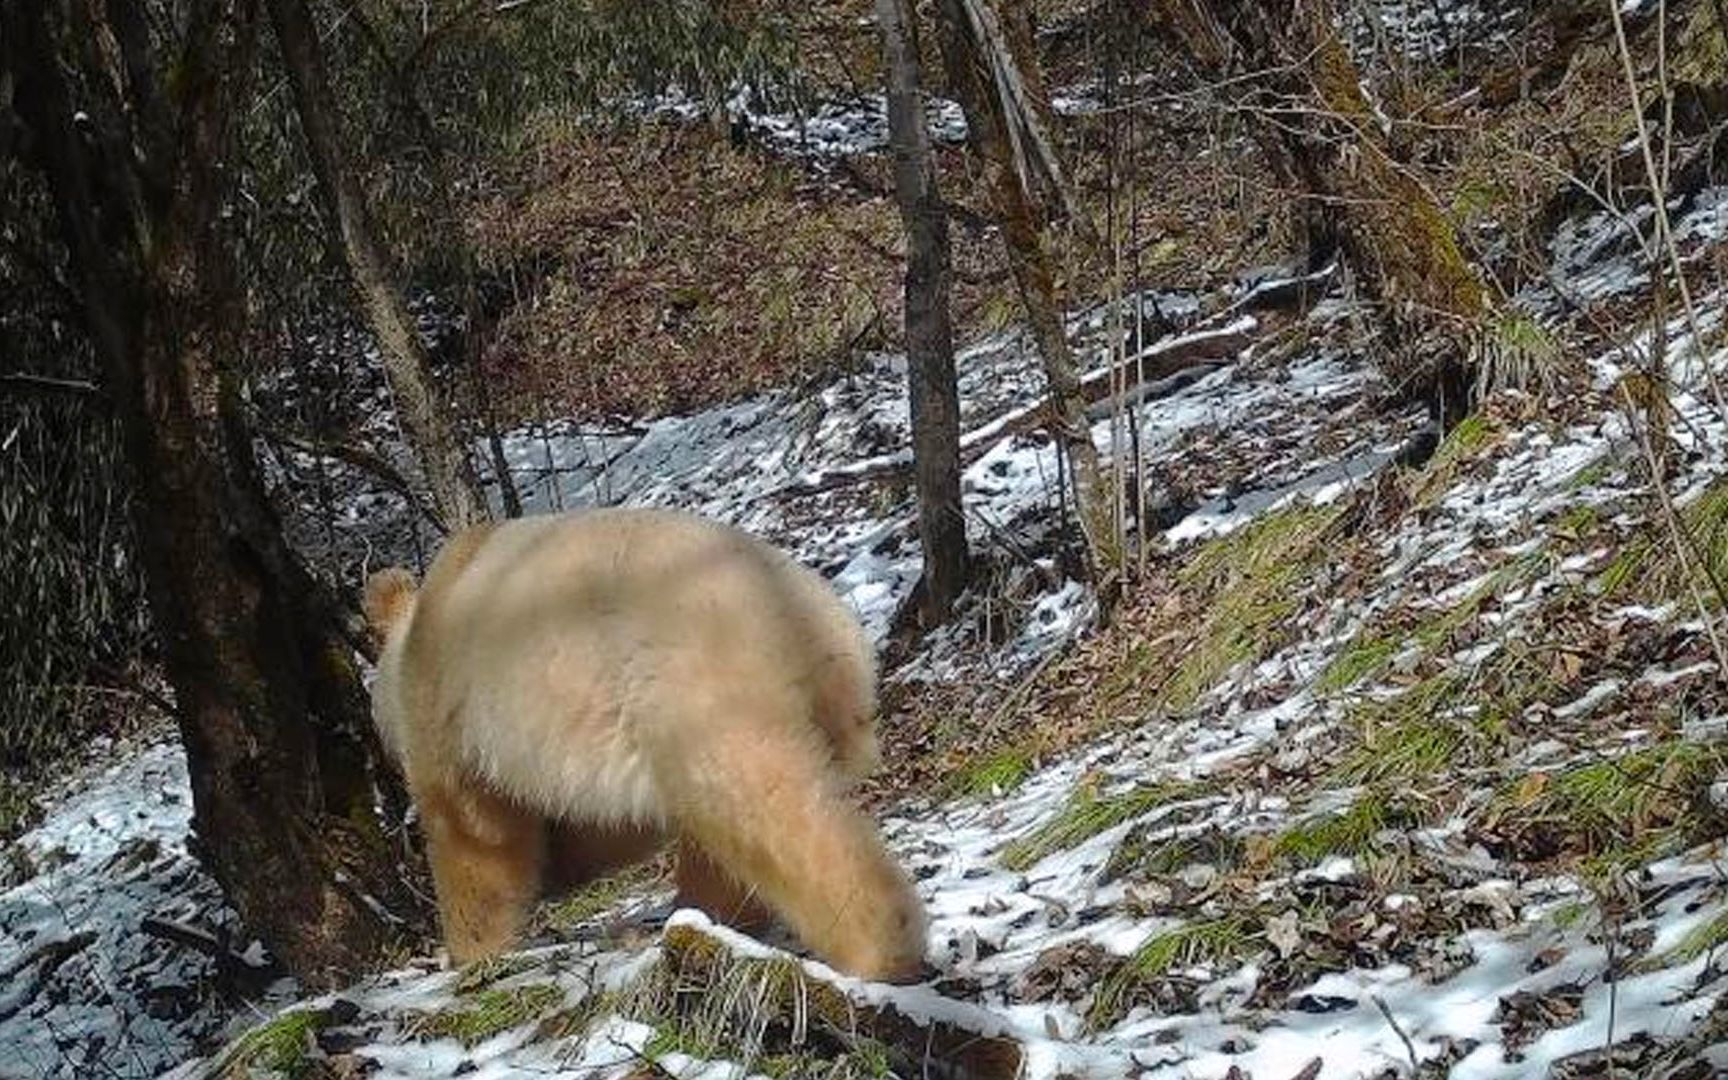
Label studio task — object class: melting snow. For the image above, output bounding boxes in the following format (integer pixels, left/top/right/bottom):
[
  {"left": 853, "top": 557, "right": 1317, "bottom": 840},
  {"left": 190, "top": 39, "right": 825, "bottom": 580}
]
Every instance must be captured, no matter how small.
[{"left": 18, "top": 171, "right": 1728, "bottom": 1077}]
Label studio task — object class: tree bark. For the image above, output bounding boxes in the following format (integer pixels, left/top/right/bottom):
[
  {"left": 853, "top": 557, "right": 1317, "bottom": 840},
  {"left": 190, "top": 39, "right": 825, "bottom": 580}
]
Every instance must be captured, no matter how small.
[
  {"left": 876, "top": 0, "right": 969, "bottom": 625},
  {"left": 7, "top": 0, "right": 419, "bottom": 987},
  {"left": 266, "top": 0, "right": 490, "bottom": 531},
  {"left": 934, "top": 0, "right": 1116, "bottom": 573},
  {"left": 1152, "top": 0, "right": 1489, "bottom": 421}
]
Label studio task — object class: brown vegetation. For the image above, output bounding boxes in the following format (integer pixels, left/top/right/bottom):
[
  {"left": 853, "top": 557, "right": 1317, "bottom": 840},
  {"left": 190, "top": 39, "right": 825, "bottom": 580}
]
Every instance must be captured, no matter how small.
[{"left": 466, "top": 120, "right": 1009, "bottom": 421}]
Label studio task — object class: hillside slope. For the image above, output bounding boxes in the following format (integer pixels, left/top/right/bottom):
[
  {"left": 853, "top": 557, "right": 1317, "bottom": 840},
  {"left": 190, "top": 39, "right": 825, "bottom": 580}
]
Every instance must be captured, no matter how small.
[{"left": 7, "top": 160, "right": 1728, "bottom": 1076}]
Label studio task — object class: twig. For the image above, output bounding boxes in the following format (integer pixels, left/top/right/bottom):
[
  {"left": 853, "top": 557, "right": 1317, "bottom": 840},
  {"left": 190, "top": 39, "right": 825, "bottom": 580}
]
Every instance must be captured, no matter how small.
[
  {"left": 256, "top": 421, "right": 422, "bottom": 501},
  {"left": 1605, "top": 0, "right": 1728, "bottom": 422},
  {"left": 1371, "top": 993, "right": 1419, "bottom": 1073},
  {"left": 1604, "top": 908, "right": 1621, "bottom": 1080},
  {"left": 140, "top": 916, "right": 231, "bottom": 959},
  {"left": 141, "top": 916, "right": 282, "bottom": 983},
  {"left": 0, "top": 372, "right": 104, "bottom": 397}
]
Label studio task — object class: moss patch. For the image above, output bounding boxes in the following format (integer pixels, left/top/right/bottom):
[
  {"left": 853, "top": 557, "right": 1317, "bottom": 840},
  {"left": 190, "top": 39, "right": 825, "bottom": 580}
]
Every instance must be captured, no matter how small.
[{"left": 656, "top": 923, "right": 1022, "bottom": 1079}]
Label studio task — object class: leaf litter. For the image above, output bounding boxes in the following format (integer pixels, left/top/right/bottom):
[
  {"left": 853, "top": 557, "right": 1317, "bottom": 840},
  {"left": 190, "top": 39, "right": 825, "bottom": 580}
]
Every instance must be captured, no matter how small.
[{"left": 8, "top": 141, "right": 1728, "bottom": 1079}]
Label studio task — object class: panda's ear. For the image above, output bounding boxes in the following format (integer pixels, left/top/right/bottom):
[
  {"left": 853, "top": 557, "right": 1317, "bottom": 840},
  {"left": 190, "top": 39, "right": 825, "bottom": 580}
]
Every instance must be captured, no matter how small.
[{"left": 362, "top": 568, "right": 419, "bottom": 636}]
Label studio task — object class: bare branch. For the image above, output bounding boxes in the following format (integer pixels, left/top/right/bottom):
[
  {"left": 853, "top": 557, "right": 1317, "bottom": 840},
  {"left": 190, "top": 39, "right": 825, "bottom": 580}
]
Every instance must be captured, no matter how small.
[{"left": 0, "top": 372, "right": 104, "bottom": 397}]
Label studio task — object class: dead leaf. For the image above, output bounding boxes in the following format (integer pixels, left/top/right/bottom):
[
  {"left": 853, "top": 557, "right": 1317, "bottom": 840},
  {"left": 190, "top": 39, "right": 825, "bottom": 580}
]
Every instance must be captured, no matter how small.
[{"left": 1266, "top": 910, "right": 1303, "bottom": 958}]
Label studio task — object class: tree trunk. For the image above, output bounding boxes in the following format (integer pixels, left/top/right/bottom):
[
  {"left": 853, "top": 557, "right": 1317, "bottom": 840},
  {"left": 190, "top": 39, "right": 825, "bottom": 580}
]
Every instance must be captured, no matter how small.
[
  {"left": 266, "top": 0, "right": 489, "bottom": 531},
  {"left": 1152, "top": 0, "right": 1489, "bottom": 422},
  {"left": 7, "top": 0, "right": 420, "bottom": 987},
  {"left": 934, "top": 0, "right": 1116, "bottom": 574},
  {"left": 347, "top": 6, "right": 523, "bottom": 518},
  {"left": 876, "top": 0, "right": 969, "bottom": 625}
]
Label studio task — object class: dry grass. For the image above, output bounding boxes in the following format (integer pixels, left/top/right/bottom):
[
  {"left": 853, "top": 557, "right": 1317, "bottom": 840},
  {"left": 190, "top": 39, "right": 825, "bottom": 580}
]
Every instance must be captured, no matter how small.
[
  {"left": 875, "top": 498, "right": 1356, "bottom": 805},
  {"left": 454, "top": 15, "right": 1308, "bottom": 427},
  {"left": 465, "top": 119, "right": 1010, "bottom": 422}
]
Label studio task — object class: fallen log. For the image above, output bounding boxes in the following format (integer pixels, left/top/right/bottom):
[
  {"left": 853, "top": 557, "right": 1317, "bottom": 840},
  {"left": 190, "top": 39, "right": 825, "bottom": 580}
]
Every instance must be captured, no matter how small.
[
  {"left": 778, "top": 316, "right": 1257, "bottom": 498},
  {"left": 1207, "top": 262, "right": 1336, "bottom": 323},
  {"left": 1074, "top": 315, "right": 1254, "bottom": 407},
  {"left": 661, "top": 915, "right": 1025, "bottom": 1080}
]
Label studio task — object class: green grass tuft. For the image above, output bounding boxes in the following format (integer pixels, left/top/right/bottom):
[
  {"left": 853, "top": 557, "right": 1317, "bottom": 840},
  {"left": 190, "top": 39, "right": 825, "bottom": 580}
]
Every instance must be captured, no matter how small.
[
  {"left": 950, "top": 746, "right": 1036, "bottom": 798},
  {"left": 1271, "top": 792, "right": 1392, "bottom": 866},
  {"left": 1409, "top": 413, "right": 1496, "bottom": 505},
  {"left": 1316, "top": 632, "right": 1405, "bottom": 695},
  {"left": 1551, "top": 742, "right": 1713, "bottom": 840},
  {"left": 1337, "top": 717, "right": 1463, "bottom": 785},
  {"left": 1548, "top": 898, "right": 1594, "bottom": 932},
  {"left": 1330, "top": 669, "right": 1497, "bottom": 785},
  {"left": 0, "top": 779, "right": 36, "bottom": 845},
  {"left": 1159, "top": 503, "right": 1341, "bottom": 712},
  {"left": 1566, "top": 459, "right": 1612, "bottom": 492},
  {"left": 1599, "top": 477, "right": 1728, "bottom": 604},
  {"left": 1318, "top": 543, "right": 1542, "bottom": 705},
  {"left": 645, "top": 1021, "right": 726, "bottom": 1063},
  {"left": 216, "top": 1009, "right": 328, "bottom": 1079},
  {"left": 411, "top": 983, "right": 565, "bottom": 1047},
  {"left": 1001, "top": 779, "right": 1201, "bottom": 873},
  {"left": 1480, "top": 313, "right": 1563, "bottom": 395},
  {"left": 1104, "top": 827, "right": 1243, "bottom": 883},
  {"left": 1088, "top": 916, "right": 1257, "bottom": 1029},
  {"left": 529, "top": 991, "right": 622, "bottom": 1044},
  {"left": 1489, "top": 739, "right": 1727, "bottom": 872},
  {"left": 538, "top": 863, "right": 659, "bottom": 936},
  {"left": 452, "top": 953, "right": 538, "bottom": 994},
  {"left": 1597, "top": 543, "right": 1648, "bottom": 596},
  {"left": 1636, "top": 907, "right": 1728, "bottom": 973},
  {"left": 1554, "top": 502, "right": 1601, "bottom": 537}
]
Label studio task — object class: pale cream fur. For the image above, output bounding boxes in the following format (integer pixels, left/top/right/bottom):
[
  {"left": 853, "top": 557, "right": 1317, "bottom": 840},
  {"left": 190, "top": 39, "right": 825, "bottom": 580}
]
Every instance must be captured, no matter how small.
[{"left": 365, "top": 508, "right": 926, "bottom": 981}]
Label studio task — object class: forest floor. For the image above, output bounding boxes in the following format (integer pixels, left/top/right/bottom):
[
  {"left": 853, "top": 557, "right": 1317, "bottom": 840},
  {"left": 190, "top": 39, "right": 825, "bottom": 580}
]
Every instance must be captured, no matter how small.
[
  {"left": 7, "top": 161, "right": 1728, "bottom": 1076},
  {"left": 9, "top": 4, "right": 1728, "bottom": 1077}
]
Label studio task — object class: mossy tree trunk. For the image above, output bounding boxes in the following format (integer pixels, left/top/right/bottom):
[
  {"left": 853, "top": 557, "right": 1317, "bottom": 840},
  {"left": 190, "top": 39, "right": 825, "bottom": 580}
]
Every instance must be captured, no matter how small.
[
  {"left": 876, "top": 0, "right": 970, "bottom": 624},
  {"left": 1153, "top": 0, "right": 1489, "bottom": 421},
  {"left": 6, "top": 0, "right": 420, "bottom": 987},
  {"left": 934, "top": 0, "right": 1117, "bottom": 574},
  {"left": 266, "top": 0, "right": 490, "bottom": 531}
]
